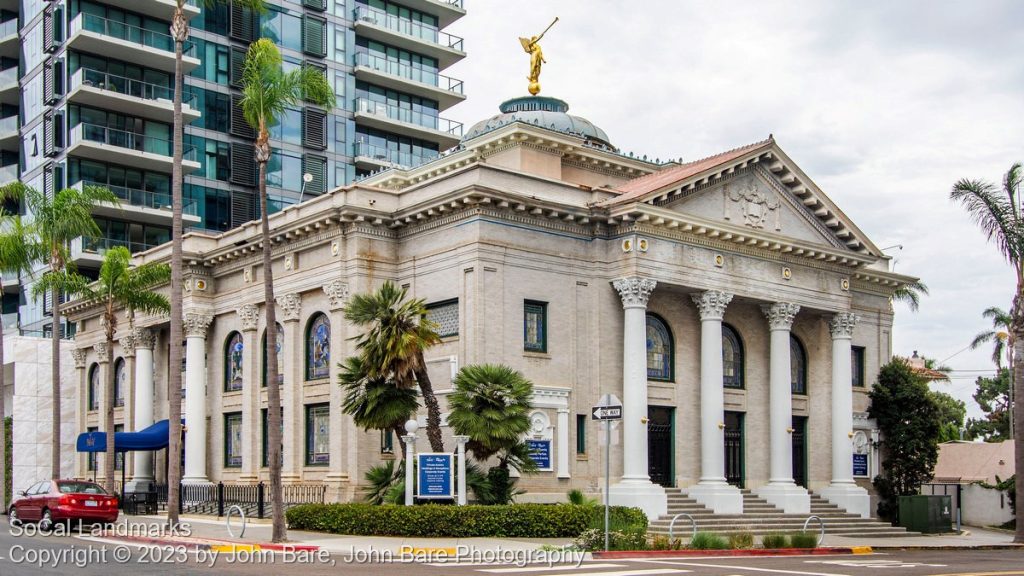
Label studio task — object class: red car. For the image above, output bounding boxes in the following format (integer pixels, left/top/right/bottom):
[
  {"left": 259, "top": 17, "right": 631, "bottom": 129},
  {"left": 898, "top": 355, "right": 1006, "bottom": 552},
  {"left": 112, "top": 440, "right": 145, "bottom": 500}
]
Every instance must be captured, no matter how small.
[{"left": 8, "top": 480, "right": 119, "bottom": 529}]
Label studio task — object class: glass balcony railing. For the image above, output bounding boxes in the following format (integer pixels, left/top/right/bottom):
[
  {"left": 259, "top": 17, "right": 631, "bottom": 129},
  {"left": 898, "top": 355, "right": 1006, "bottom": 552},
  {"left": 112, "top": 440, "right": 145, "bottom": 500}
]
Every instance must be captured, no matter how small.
[
  {"left": 0, "top": 19, "right": 16, "bottom": 38},
  {"left": 72, "top": 123, "right": 197, "bottom": 162},
  {"left": 353, "top": 52, "right": 463, "bottom": 95},
  {"left": 0, "top": 165, "right": 16, "bottom": 183},
  {"left": 353, "top": 5, "right": 464, "bottom": 51},
  {"left": 80, "top": 236, "right": 158, "bottom": 255},
  {"left": 0, "top": 116, "right": 16, "bottom": 135},
  {"left": 353, "top": 141, "right": 439, "bottom": 169},
  {"left": 354, "top": 97, "right": 462, "bottom": 137},
  {"left": 0, "top": 67, "right": 17, "bottom": 88},
  {"left": 72, "top": 13, "right": 196, "bottom": 58},
  {"left": 73, "top": 68, "right": 197, "bottom": 108},
  {"left": 77, "top": 180, "right": 198, "bottom": 216}
]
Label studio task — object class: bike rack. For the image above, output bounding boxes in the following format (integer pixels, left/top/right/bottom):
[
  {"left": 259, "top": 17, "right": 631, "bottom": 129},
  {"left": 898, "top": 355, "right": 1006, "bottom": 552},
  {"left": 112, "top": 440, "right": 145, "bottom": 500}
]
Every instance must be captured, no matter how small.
[
  {"left": 225, "top": 504, "right": 247, "bottom": 539},
  {"left": 668, "top": 513, "right": 697, "bottom": 545},
  {"left": 803, "top": 514, "right": 825, "bottom": 546}
]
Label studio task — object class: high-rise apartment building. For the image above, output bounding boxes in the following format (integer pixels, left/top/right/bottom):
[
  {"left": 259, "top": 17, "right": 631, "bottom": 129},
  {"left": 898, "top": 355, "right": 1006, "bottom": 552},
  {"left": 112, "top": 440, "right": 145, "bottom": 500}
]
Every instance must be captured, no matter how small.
[{"left": 8, "top": 0, "right": 467, "bottom": 336}]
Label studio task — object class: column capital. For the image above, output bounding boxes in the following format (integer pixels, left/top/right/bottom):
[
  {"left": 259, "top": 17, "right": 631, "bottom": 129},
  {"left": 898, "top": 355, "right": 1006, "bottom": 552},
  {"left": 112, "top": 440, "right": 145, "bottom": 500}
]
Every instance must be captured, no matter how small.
[
  {"left": 94, "top": 341, "right": 110, "bottom": 362},
  {"left": 134, "top": 328, "right": 156, "bottom": 350},
  {"left": 612, "top": 277, "right": 657, "bottom": 308},
  {"left": 829, "top": 312, "right": 859, "bottom": 339},
  {"left": 276, "top": 292, "right": 302, "bottom": 322},
  {"left": 183, "top": 312, "right": 214, "bottom": 338},
  {"left": 120, "top": 332, "right": 137, "bottom": 358},
  {"left": 762, "top": 302, "right": 801, "bottom": 331},
  {"left": 691, "top": 290, "right": 733, "bottom": 321},
  {"left": 238, "top": 304, "right": 260, "bottom": 332},
  {"left": 322, "top": 280, "right": 350, "bottom": 310},
  {"left": 453, "top": 435, "right": 469, "bottom": 444},
  {"left": 71, "top": 348, "right": 88, "bottom": 369}
]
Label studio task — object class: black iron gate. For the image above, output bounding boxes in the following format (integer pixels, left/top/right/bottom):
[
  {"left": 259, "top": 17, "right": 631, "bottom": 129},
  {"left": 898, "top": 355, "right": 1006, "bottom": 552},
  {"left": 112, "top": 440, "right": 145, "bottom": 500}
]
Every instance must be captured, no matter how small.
[
  {"left": 792, "top": 415, "right": 807, "bottom": 488},
  {"left": 724, "top": 411, "right": 744, "bottom": 487},
  {"left": 647, "top": 406, "right": 674, "bottom": 487}
]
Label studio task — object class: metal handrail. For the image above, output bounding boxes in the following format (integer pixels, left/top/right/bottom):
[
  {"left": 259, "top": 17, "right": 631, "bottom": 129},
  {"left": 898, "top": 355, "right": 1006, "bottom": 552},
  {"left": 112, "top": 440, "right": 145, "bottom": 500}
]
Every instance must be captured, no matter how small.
[
  {"left": 668, "top": 512, "right": 697, "bottom": 545},
  {"left": 353, "top": 5, "right": 464, "bottom": 51},
  {"left": 353, "top": 52, "right": 464, "bottom": 94},
  {"left": 73, "top": 13, "right": 196, "bottom": 57},
  {"left": 0, "top": 19, "right": 16, "bottom": 38},
  {"left": 354, "top": 97, "right": 462, "bottom": 136},
  {"left": 803, "top": 515, "right": 825, "bottom": 546},
  {"left": 73, "top": 123, "right": 197, "bottom": 162},
  {"left": 353, "top": 141, "right": 439, "bottom": 168},
  {"left": 225, "top": 504, "right": 246, "bottom": 539},
  {"left": 74, "top": 68, "right": 197, "bottom": 108},
  {"left": 79, "top": 180, "right": 198, "bottom": 216}
]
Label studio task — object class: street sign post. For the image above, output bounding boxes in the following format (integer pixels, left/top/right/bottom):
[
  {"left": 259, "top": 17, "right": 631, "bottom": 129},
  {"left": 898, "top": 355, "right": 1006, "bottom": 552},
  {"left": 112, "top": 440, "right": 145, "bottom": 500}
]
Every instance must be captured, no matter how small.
[{"left": 593, "top": 393, "right": 622, "bottom": 552}]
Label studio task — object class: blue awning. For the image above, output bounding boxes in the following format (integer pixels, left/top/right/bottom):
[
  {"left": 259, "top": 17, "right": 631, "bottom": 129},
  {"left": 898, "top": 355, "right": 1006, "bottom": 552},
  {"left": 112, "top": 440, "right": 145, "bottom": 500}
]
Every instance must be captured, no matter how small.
[{"left": 76, "top": 419, "right": 173, "bottom": 453}]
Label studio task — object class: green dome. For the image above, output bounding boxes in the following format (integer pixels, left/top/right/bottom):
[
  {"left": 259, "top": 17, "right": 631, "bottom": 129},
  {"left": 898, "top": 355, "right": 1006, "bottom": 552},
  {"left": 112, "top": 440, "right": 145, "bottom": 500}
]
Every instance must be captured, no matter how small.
[{"left": 462, "top": 96, "right": 615, "bottom": 151}]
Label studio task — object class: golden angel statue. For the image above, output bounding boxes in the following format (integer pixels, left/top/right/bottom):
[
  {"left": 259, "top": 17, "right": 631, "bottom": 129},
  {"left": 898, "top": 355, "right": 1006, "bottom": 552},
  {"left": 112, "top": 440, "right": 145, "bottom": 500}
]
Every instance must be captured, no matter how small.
[{"left": 519, "top": 17, "right": 558, "bottom": 95}]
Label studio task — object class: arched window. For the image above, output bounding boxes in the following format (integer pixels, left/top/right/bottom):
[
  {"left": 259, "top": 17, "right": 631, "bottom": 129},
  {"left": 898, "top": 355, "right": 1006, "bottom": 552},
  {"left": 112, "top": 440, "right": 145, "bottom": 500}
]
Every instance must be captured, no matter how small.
[
  {"left": 87, "top": 363, "right": 99, "bottom": 411},
  {"left": 722, "top": 324, "right": 744, "bottom": 389},
  {"left": 646, "top": 314, "right": 673, "bottom": 381},
  {"left": 225, "top": 332, "right": 243, "bottom": 392},
  {"left": 306, "top": 313, "right": 330, "bottom": 380},
  {"left": 791, "top": 334, "right": 807, "bottom": 395},
  {"left": 113, "top": 358, "right": 126, "bottom": 407},
  {"left": 262, "top": 323, "right": 284, "bottom": 386}
]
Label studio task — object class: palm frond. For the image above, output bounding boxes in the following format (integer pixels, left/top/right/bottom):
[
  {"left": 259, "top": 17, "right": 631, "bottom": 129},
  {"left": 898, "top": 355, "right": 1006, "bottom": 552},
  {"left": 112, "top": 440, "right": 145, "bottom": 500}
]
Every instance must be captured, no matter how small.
[
  {"left": 891, "top": 279, "right": 928, "bottom": 312},
  {"left": 950, "top": 178, "right": 1024, "bottom": 265}
]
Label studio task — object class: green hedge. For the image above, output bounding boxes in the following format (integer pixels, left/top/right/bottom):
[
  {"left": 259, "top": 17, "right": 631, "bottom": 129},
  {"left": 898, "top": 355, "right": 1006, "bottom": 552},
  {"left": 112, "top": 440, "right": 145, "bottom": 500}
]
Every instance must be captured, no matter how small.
[{"left": 286, "top": 503, "right": 646, "bottom": 538}]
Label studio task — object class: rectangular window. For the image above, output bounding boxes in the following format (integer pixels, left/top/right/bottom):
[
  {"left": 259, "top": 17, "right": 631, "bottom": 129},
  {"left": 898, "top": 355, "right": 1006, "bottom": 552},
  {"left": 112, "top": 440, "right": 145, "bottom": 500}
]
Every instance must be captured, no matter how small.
[
  {"left": 381, "top": 429, "right": 394, "bottom": 455},
  {"left": 86, "top": 426, "right": 98, "bottom": 471},
  {"left": 851, "top": 346, "right": 866, "bottom": 387},
  {"left": 576, "top": 414, "right": 586, "bottom": 455},
  {"left": 305, "top": 403, "right": 330, "bottom": 466},
  {"left": 224, "top": 412, "right": 242, "bottom": 468},
  {"left": 261, "top": 407, "right": 283, "bottom": 467},
  {"left": 426, "top": 299, "right": 458, "bottom": 338},
  {"left": 524, "top": 300, "right": 547, "bottom": 352}
]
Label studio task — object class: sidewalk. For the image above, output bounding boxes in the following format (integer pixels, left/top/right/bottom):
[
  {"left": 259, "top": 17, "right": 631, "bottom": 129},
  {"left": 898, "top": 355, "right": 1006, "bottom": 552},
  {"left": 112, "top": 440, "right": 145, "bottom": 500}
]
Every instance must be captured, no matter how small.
[{"left": 820, "top": 526, "right": 1020, "bottom": 550}]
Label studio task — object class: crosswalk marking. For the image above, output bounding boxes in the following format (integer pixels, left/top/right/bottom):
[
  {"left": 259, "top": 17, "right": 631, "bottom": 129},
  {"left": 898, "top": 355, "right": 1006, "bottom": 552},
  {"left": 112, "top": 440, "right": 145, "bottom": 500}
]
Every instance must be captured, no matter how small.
[
  {"left": 478, "top": 564, "right": 624, "bottom": 573},
  {"left": 640, "top": 562, "right": 848, "bottom": 576}
]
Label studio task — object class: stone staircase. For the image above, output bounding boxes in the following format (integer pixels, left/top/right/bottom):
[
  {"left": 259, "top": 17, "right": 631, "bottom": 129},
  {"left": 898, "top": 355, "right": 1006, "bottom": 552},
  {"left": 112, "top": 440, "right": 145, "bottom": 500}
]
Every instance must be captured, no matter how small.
[{"left": 648, "top": 489, "right": 915, "bottom": 537}]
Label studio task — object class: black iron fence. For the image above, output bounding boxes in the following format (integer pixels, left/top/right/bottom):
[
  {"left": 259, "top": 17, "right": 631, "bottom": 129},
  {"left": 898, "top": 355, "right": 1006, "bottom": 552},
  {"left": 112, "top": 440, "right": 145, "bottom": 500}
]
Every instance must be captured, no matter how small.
[{"left": 164, "top": 482, "right": 327, "bottom": 519}]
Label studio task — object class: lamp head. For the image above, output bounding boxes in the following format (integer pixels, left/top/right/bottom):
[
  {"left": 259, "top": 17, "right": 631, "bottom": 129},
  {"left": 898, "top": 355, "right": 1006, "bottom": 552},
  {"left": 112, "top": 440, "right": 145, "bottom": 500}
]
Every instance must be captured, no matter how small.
[
  {"left": 303, "top": 173, "right": 313, "bottom": 183},
  {"left": 404, "top": 419, "right": 419, "bottom": 434}
]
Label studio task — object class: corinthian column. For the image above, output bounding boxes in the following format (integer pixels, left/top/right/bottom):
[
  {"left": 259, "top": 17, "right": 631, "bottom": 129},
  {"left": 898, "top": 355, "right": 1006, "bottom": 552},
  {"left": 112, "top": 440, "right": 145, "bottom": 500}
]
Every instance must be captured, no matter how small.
[
  {"left": 685, "top": 290, "right": 743, "bottom": 514},
  {"left": 127, "top": 329, "right": 156, "bottom": 491},
  {"left": 238, "top": 305, "right": 260, "bottom": 483},
  {"left": 182, "top": 312, "right": 213, "bottom": 484},
  {"left": 606, "top": 277, "right": 667, "bottom": 520},
  {"left": 819, "top": 312, "right": 870, "bottom": 517},
  {"left": 754, "top": 302, "right": 810, "bottom": 513}
]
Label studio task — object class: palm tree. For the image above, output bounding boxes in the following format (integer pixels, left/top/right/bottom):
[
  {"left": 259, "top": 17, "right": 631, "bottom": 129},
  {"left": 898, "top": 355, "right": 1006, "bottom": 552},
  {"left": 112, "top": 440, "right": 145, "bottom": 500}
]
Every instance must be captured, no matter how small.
[
  {"left": 971, "top": 306, "right": 1014, "bottom": 370},
  {"left": 339, "top": 356, "right": 418, "bottom": 458},
  {"left": 343, "top": 281, "right": 445, "bottom": 453},
  {"left": 0, "top": 189, "right": 42, "bottom": 513},
  {"left": 165, "top": 0, "right": 265, "bottom": 529},
  {"left": 949, "top": 162, "right": 1024, "bottom": 543},
  {"left": 2, "top": 182, "right": 117, "bottom": 480},
  {"left": 238, "top": 37, "right": 333, "bottom": 543},
  {"left": 891, "top": 279, "right": 929, "bottom": 312},
  {"left": 73, "top": 247, "right": 169, "bottom": 494}
]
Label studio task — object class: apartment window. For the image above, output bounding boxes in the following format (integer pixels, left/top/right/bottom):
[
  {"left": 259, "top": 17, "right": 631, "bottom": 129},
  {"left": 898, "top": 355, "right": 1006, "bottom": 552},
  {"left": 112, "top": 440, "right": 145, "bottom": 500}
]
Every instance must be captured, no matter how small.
[
  {"left": 852, "top": 346, "right": 866, "bottom": 387},
  {"left": 305, "top": 404, "right": 330, "bottom": 466},
  {"left": 524, "top": 300, "right": 547, "bottom": 353},
  {"left": 426, "top": 299, "right": 458, "bottom": 338},
  {"left": 191, "top": 38, "right": 230, "bottom": 84},
  {"left": 260, "top": 6, "right": 303, "bottom": 52},
  {"left": 576, "top": 414, "right": 586, "bottom": 455},
  {"left": 224, "top": 412, "right": 242, "bottom": 468}
]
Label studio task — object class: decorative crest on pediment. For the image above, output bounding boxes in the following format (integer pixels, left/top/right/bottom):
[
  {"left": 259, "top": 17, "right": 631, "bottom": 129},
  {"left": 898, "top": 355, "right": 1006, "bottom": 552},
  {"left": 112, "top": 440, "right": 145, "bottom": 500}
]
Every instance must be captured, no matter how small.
[
  {"left": 323, "top": 280, "right": 350, "bottom": 310},
  {"left": 276, "top": 293, "right": 302, "bottom": 322},
  {"left": 691, "top": 290, "right": 733, "bottom": 321},
  {"left": 762, "top": 302, "right": 800, "bottom": 331},
  {"left": 725, "top": 182, "right": 781, "bottom": 231},
  {"left": 612, "top": 277, "right": 657, "bottom": 308},
  {"left": 829, "top": 312, "right": 859, "bottom": 339},
  {"left": 238, "top": 304, "right": 260, "bottom": 331}
]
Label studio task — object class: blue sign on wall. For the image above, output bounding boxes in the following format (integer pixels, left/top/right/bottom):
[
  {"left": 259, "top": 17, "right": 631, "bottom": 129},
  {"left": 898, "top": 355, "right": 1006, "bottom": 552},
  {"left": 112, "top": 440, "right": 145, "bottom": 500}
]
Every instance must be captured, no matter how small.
[
  {"left": 527, "top": 439, "right": 551, "bottom": 470},
  {"left": 417, "top": 453, "right": 454, "bottom": 499},
  {"left": 852, "top": 453, "right": 869, "bottom": 477}
]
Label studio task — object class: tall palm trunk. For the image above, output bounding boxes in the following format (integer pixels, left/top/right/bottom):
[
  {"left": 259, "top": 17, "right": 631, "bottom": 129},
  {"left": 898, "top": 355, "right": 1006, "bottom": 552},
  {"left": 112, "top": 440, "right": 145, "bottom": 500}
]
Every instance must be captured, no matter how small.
[
  {"left": 0, "top": 277, "right": 6, "bottom": 511},
  {"left": 102, "top": 313, "right": 116, "bottom": 494},
  {"left": 51, "top": 281, "right": 61, "bottom": 480},
  {"left": 1013, "top": 331, "right": 1023, "bottom": 543},
  {"left": 166, "top": 4, "right": 188, "bottom": 527},
  {"left": 256, "top": 134, "right": 285, "bottom": 542},
  {"left": 414, "top": 362, "right": 443, "bottom": 452}
]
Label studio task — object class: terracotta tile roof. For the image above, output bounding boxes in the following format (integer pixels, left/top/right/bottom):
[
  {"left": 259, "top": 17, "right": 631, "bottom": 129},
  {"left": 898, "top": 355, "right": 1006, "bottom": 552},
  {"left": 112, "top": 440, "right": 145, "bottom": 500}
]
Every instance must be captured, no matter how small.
[
  {"left": 932, "top": 440, "right": 1015, "bottom": 484},
  {"left": 600, "top": 136, "right": 775, "bottom": 207}
]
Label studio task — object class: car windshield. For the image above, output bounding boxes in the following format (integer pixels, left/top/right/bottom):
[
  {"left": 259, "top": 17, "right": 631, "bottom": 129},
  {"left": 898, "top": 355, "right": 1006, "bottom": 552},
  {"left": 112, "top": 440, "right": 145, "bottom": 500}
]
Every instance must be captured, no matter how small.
[{"left": 56, "top": 482, "right": 107, "bottom": 495}]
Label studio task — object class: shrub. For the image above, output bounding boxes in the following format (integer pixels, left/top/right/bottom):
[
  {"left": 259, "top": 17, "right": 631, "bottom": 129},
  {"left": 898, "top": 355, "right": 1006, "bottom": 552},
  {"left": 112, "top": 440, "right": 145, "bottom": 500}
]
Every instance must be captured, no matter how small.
[
  {"left": 689, "top": 531, "right": 729, "bottom": 550},
  {"left": 286, "top": 503, "right": 644, "bottom": 538},
  {"left": 789, "top": 531, "right": 818, "bottom": 549},
  {"left": 728, "top": 531, "right": 754, "bottom": 549},
  {"left": 567, "top": 488, "right": 598, "bottom": 506},
  {"left": 760, "top": 533, "right": 788, "bottom": 549},
  {"left": 586, "top": 505, "right": 648, "bottom": 532}
]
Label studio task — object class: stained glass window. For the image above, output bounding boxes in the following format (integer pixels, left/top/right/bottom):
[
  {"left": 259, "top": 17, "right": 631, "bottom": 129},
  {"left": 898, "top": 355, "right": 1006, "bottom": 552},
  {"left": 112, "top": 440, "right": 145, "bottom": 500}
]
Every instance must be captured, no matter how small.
[
  {"left": 722, "top": 324, "right": 744, "bottom": 389},
  {"left": 646, "top": 314, "right": 673, "bottom": 381},
  {"left": 224, "top": 412, "right": 242, "bottom": 468},
  {"left": 225, "top": 332, "right": 243, "bottom": 391},
  {"left": 852, "top": 346, "right": 866, "bottom": 387},
  {"left": 791, "top": 334, "right": 807, "bottom": 395},
  {"left": 305, "top": 403, "right": 330, "bottom": 465},
  {"left": 524, "top": 300, "right": 547, "bottom": 352},
  {"left": 88, "top": 364, "right": 99, "bottom": 410},
  {"left": 306, "top": 314, "right": 330, "bottom": 380},
  {"left": 262, "top": 323, "right": 284, "bottom": 386},
  {"left": 426, "top": 299, "right": 459, "bottom": 337},
  {"left": 87, "top": 426, "right": 98, "bottom": 471},
  {"left": 113, "top": 358, "right": 125, "bottom": 407}
]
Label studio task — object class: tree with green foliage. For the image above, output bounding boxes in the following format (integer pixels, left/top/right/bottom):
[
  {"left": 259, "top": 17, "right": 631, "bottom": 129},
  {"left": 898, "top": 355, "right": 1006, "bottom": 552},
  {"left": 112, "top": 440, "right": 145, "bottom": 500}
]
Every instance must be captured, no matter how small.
[
  {"left": 966, "top": 368, "right": 1012, "bottom": 442},
  {"left": 339, "top": 355, "right": 418, "bottom": 458},
  {"left": 971, "top": 307, "right": 1015, "bottom": 370},
  {"left": 869, "top": 359, "right": 941, "bottom": 520},
  {"left": 928, "top": 390, "right": 967, "bottom": 442},
  {"left": 891, "top": 279, "right": 929, "bottom": 312}
]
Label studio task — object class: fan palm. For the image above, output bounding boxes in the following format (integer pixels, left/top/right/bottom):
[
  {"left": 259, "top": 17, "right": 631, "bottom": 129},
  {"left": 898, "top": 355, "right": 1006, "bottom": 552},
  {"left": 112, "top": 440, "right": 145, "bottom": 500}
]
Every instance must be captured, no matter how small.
[
  {"left": 165, "top": 0, "right": 265, "bottom": 528},
  {"left": 71, "top": 247, "right": 169, "bottom": 494},
  {"left": 343, "top": 281, "right": 445, "bottom": 452},
  {"left": 2, "top": 182, "right": 118, "bottom": 480},
  {"left": 970, "top": 306, "right": 1014, "bottom": 370},
  {"left": 891, "top": 279, "right": 929, "bottom": 312},
  {"left": 949, "top": 162, "right": 1024, "bottom": 542},
  {"left": 238, "top": 37, "right": 333, "bottom": 543},
  {"left": 339, "top": 355, "right": 419, "bottom": 458}
]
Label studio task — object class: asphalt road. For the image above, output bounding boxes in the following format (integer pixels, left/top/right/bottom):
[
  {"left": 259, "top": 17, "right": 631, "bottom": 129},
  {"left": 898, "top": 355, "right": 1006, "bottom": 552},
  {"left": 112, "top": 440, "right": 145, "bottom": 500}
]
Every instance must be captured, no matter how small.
[{"left": 0, "top": 525, "right": 1021, "bottom": 576}]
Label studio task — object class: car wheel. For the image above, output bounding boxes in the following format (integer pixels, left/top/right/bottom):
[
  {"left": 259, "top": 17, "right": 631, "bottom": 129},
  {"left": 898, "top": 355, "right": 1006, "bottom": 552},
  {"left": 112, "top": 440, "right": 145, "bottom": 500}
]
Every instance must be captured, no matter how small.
[
  {"left": 7, "top": 507, "right": 19, "bottom": 527},
  {"left": 39, "top": 509, "right": 52, "bottom": 532}
]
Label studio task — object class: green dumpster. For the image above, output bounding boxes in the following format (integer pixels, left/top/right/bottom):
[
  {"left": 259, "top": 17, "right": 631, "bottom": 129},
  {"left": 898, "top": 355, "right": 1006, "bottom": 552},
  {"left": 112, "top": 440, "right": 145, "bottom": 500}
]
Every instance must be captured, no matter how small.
[{"left": 898, "top": 495, "right": 954, "bottom": 533}]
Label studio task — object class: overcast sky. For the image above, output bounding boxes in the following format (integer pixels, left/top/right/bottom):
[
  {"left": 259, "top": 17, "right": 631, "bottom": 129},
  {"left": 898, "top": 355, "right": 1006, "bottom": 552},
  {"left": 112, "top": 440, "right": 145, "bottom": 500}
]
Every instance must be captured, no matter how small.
[{"left": 442, "top": 1, "right": 1024, "bottom": 420}]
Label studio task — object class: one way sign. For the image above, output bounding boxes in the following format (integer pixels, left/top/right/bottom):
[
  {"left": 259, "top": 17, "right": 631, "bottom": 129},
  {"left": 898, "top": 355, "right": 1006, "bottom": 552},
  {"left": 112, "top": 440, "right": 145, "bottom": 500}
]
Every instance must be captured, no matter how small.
[{"left": 592, "top": 405, "right": 622, "bottom": 420}]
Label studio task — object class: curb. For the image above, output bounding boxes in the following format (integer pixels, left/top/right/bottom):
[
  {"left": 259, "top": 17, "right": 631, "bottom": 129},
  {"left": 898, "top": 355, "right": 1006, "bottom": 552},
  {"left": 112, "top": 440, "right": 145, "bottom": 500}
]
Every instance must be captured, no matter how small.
[
  {"left": 866, "top": 544, "right": 1024, "bottom": 551},
  {"left": 105, "top": 534, "right": 321, "bottom": 553},
  {"left": 594, "top": 546, "right": 873, "bottom": 558}
]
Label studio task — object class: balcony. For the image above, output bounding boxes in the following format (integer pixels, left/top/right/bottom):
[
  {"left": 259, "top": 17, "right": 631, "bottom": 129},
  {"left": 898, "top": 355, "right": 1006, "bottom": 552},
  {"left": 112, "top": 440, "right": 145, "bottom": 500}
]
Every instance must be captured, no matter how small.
[
  {"left": 67, "top": 13, "right": 200, "bottom": 74},
  {"left": 0, "top": 164, "right": 16, "bottom": 185},
  {"left": 67, "top": 123, "right": 201, "bottom": 174},
  {"left": 2, "top": 269, "right": 18, "bottom": 294},
  {"left": 0, "top": 115, "right": 16, "bottom": 151},
  {"left": 353, "top": 52, "right": 465, "bottom": 111},
  {"left": 96, "top": 0, "right": 200, "bottom": 22},
  {"left": 71, "top": 236, "right": 159, "bottom": 268},
  {"left": 353, "top": 97, "right": 461, "bottom": 149},
  {"left": 398, "top": 0, "right": 466, "bottom": 28},
  {"left": 353, "top": 5, "right": 465, "bottom": 69},
  {"left": 0, "top": 67, "right": 17, "bottom": 105},
  {"left": 353, "top": 140, "right": 439, "bottom": 172},
  {"left": 69, "top": 68, "right": 200, "bottom": 124},
  {"left": 74, "top": 180, "right": 201, "bottom": 227},
  {"left": 0, "top": 19, "right": 16, "bottom": 59}
]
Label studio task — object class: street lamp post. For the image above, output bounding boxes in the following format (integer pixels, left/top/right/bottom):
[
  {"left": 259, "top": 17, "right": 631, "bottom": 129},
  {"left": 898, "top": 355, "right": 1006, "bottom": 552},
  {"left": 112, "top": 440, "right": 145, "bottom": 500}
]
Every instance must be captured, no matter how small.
[
  {"left": 455, "top": 435, "right": 468, "bottom": 506},
  {"left": 298, "top": 172, "right": 314, "bottom": 204},
  {"left": 403, "top": 419, "right": 418, "bottom": 506}
]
